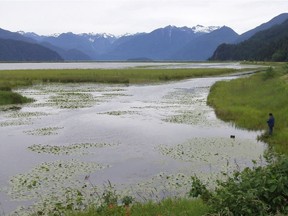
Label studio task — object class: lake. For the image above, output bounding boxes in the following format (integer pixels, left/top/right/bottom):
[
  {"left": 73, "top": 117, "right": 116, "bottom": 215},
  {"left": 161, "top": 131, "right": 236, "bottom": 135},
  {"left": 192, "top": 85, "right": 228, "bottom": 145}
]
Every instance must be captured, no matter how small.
[{"left": 0, "top": 62, "right": 266, "bottom": 215}]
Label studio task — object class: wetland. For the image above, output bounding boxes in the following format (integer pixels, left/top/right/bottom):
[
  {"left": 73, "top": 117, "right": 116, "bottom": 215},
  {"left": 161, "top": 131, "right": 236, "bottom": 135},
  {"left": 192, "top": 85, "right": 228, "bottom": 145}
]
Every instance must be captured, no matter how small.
[{"left": 0, "top": 62, "right": 267, "bottom": 215}]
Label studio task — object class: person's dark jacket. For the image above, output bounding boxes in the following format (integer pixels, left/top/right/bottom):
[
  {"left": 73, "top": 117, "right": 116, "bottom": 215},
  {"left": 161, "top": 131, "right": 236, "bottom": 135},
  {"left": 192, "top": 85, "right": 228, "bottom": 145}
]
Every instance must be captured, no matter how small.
[{"left": 267, "top": 116, "right": 275, "bottom": 127}]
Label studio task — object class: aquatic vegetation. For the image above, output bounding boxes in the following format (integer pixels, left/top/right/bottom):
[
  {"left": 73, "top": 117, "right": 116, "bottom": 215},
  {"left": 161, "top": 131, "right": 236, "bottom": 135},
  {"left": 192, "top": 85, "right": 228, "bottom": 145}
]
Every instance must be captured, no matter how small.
[
  {"left": 161, "top": 87, "right": 222, "bottom": 127},
  {"left": 48, "top": 92, "right": 96, "bottom": 109},
  {"left": 157, "top": 137, "right": 265, "bottom": 170},
  {"left": 100, "top": 110, "right": 139, "bottom": 116},
  {"left": 0, "top": 67, "right": 246, "bottom": 106},
  {"left": 0, "top": 111, "right": 48, "bottom": 127},
  {"left": 0, "top": 68, "right": 239, "bottom": 85},
  {"left": 164, "top": 110, "right": 216, "bottom": 126},
  {"left": 8, "top": 160, "right": 110, "bottom": 215},
  {"left": 6, "top": 111, "right": 49, "bottom": 119},
  {"left": 28, "top": 142, "right": 117, "bottom": 155},
  {"left": 0, "top": 119, "right": 32, "bottom": 127},
  {"left": 132, "top": 172, "right": 192, "bottom": 201},
  {"left": 0, "top": 65, "right": 271, "bottom": 215},
  {"left": 8, "top": 159, "right": 109, "bottom": 200},
  {"left": 24, "top": 126, "right": 63, "bottom": 136},
  {"left": 102, "top": 93, "right": 131, "bottom": 97},
  {"left": 0, "top": 90, "right": 33, "bottom": 106},
  {"left": 15, "top": 83, "right": 130, "bottom": 110}
]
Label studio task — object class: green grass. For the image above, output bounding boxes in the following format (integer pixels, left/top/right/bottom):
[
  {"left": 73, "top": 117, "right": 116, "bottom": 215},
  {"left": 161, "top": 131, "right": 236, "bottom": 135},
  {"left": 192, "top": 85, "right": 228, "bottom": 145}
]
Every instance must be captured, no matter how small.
[
  {"left": 67, "top": 198, "right": 209, "bottom": 216},
  {"left": 0, "top": 68, "right": 242, "bottom": 106},
  {"left": 0, "top": 68, "right": 239, "bottom": 83},
  {"left": 207, "top": 63, "right": 288, "bottom": 155},
  {"left": 0, "top": 90, "right": 34, "bottom": 105}
]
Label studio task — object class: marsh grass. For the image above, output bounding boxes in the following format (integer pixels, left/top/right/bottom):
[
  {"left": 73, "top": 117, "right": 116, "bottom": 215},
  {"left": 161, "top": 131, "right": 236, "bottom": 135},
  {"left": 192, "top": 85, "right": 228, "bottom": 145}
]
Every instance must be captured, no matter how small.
[
  {"left": 0, "top": 68, "right": 238, "bottom": 84},
  {"left": 0, "top": 68, "right": 240, "bottom": 106},
  {"left": 207, "top": 63, "right": 288, "bottom": 155},
  {"left": 0, "top": 90, "right": 34, "bottom": 105}
]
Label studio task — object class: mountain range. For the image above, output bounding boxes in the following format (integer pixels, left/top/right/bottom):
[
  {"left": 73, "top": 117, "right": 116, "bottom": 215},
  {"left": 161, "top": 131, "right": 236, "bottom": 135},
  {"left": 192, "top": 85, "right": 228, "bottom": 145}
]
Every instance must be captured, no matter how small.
[
  {"left": 0, "top": 13, "right": 288, "bottom": 62},
  {"left": 210, "top": 17, "right": 288, "bottom": 61}
]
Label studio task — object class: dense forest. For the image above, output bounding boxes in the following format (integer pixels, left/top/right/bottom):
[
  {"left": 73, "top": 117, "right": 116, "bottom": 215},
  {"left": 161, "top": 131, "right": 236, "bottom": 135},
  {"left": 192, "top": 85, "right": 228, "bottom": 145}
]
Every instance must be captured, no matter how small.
[{"left": 210, "top": 19, "right": 288, "bottom": 61}]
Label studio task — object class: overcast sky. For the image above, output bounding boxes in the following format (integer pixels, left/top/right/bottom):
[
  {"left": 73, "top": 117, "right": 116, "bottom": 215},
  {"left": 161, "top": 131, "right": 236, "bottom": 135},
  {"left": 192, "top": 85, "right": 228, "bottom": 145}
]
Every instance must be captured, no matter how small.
[{"left": 0, "top": 0, "right": 287, "bottom": 36}]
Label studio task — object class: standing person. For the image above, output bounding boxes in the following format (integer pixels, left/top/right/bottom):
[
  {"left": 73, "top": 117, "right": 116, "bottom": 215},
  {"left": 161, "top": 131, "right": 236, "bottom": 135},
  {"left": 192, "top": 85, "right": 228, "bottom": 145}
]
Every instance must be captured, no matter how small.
[{"left": 267, "top": 113, "right": 275, "bottom": 135}]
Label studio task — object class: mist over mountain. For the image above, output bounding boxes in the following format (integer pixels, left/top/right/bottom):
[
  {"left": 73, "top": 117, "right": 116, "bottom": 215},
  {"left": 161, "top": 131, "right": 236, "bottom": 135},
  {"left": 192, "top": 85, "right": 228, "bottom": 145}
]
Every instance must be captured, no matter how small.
[{"left": 1, "top": 13, "right": 287, "bottom": 62}]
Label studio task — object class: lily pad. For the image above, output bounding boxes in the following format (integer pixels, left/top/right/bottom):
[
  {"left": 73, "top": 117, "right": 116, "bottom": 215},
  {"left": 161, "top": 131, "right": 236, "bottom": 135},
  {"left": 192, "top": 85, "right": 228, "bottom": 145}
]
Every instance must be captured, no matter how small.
[
  {"left": 8, "top": 159, "right": 109, "bottom": 201},
  {"left": 157, "top": 137, "right": 265, "bottom": 172},
  {"left": 24, "top": 126, "right": 63, "bottom": 136},
  {"left": 28, "top": 142, "right": 117, "bottom": 155},
  {"left": 100, "top": 110, "right": 139, "bottom": 116}
]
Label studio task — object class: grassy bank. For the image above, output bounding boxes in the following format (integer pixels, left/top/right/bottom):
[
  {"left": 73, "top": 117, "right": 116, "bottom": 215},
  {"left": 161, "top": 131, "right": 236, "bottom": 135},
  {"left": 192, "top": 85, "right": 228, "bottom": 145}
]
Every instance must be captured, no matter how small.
[
  {"left": 0, "top": 68, "right": 239, "bottom": 84},
  {"left": 0, "top": 68, "right": 242, "bottom": 106},
  {"left": 207, "top": 63, "right": 288, "bottom": 155}
]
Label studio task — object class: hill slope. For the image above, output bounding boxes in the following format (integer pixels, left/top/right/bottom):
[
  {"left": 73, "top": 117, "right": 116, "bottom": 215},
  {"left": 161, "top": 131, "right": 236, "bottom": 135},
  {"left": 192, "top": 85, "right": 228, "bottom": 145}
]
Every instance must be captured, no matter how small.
[
  {"left": 0, "top": 38, "right": 63, "bottom": 61},
  {"left": 170, "top": 26, "right": 238, "bottom": 60},
  {"left": 235, "top": 13, "right": 288, "bottom": 43},
  {"left": 210, "top": 19, "right": 288, "bottom": 61}
]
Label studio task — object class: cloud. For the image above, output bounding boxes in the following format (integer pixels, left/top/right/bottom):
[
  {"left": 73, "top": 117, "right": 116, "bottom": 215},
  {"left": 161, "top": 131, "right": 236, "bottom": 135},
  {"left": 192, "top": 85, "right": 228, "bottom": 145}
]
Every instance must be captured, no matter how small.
[{"left": 0, "top": 0, "right": 287, "bottom": 35}]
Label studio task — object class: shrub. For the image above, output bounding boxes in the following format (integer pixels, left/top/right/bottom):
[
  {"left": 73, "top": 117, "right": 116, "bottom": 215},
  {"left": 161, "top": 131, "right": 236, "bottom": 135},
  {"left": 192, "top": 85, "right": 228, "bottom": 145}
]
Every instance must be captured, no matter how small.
[
  {"left": 262, "top": 66, "right": 276, "bottom": 80},
  {"left": 190, "top": 154, "right": 288, "bottom": 215}
]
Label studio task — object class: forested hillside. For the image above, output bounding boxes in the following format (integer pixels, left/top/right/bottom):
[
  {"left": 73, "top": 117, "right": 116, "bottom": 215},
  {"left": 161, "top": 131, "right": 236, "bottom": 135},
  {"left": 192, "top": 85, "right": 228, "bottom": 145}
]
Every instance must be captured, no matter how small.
[{"left": 210, "top": 19, "right": 288, "bottom": 61}]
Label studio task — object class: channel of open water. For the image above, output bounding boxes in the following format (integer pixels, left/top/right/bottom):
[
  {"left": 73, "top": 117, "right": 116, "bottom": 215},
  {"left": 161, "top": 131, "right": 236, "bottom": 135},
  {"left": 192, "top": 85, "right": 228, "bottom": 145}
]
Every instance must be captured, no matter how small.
[{"left": 0, "top": 62, "right": 266, "bottom": 215}]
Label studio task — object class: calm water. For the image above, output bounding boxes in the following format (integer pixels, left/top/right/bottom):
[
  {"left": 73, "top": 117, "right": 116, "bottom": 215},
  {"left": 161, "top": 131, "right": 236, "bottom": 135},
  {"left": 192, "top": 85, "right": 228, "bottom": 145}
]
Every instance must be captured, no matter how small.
[{"left": 0, "top": 63, "right": 266, "bottom": 215}]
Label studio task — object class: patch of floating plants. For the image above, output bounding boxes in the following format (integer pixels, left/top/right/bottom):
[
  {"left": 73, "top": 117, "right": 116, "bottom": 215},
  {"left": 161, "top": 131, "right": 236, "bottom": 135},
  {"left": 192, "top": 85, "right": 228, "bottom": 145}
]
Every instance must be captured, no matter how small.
[
  {"left": 163, "top": 110, "right": 217, "bottom": 126},
  {"left": 124, "top": 169, "right": 229, "bottom": 202},
  {"left": 6, "top": 111, "right": 49, "bottom": 119},
  {"left": 162, "top": 88, "right": 208, "bottom": 106},
  {"left": 17, "top": 83, "right": 129, "bottom": 110},
  {"left": 24, "top": 126, "right": 63, "bottom": 136},
  {"left": 7, "top": 159, "right": 109, "bottom": 201},
  {"left": 102, "top": 93, "right": 131, "bottom": 97},
  {"left": 157, "top": 137, "right": 265, "bottom": 170},
  {"left": 0, "top": 111, "right": 49, "bottom": 127},
  {"left": 100, "top": 110, "right": 139, "bottom": 116},
  {"left": 0, "top": 119, "right": 32, "bottom": 127},
  {"left": 48, "top": 92, "right": 96, "bottom": 109},
  {"left": 28, "top": 142, "right": 116, "bottom": 155},
  {"left": 161, "top": 88, "right": 220, "bottom": 126},
  {"left": 129, "top": 172, "right": 192, "bottom": 200}
]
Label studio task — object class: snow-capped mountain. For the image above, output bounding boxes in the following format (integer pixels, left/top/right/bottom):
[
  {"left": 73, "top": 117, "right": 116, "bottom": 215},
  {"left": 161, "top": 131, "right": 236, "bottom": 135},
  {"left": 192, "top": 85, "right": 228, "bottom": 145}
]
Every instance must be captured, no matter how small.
[
  {"left": 2, "top": 13, "right": 287, "bottom": 61},
  {"left": 15, "top": 24, "right": 235, "bottom": 60},
  {"left": 192, "top": 25, "right": 220, "bottom": 33}
]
